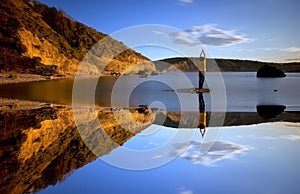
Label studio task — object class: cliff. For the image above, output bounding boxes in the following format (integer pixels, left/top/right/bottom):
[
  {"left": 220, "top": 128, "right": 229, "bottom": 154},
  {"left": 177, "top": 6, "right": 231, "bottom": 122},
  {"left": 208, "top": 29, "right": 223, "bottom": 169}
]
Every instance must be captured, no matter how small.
[{"left": 0, "top": 0, "right": 151, "bottom": 76}]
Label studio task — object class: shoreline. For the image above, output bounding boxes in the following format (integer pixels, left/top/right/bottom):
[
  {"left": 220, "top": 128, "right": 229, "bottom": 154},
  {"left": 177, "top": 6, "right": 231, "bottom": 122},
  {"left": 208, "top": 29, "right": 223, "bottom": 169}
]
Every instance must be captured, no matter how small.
[
  {"left": 0, "top": 72, "right": 144, "bottom": 85},
  {"left": 0, "top": 73, "right": 75, "bottom": 85},
  {"left": 1, "top": 71, "right": 299, "bottom": 85}
]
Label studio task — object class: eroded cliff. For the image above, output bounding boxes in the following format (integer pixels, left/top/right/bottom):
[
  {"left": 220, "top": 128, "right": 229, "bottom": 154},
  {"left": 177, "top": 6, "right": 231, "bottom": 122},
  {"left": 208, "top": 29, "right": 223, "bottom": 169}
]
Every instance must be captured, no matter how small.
[{"left": 0, "top": 0, "right": 152, "bottom": 77}]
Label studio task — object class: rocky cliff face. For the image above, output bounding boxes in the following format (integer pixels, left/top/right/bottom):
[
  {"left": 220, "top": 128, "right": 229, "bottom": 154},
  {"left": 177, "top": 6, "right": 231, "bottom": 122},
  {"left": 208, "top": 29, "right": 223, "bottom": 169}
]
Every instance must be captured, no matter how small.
[{"left": 0, "top": 0, "right": 151, "bottom": 76}]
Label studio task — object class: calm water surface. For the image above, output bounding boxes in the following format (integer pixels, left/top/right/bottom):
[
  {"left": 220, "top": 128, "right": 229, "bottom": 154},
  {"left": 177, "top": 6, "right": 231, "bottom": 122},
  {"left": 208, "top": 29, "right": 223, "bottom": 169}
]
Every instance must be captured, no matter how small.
[
  {"left": 40, "top": 123, "right": 300, "bottom": 194},
  {"left": 0, "top": 72, "right": 299, "bottom": 193},
  {"left": 0, "top": 72, "right": 299, "bottom": 111}
]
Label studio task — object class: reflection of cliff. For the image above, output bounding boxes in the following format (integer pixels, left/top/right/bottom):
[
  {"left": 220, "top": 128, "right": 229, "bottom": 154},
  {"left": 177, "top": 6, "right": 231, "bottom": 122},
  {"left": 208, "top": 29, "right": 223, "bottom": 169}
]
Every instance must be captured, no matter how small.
[
  {"left": 0, "top": 102, "right": 152, "bottom": 193},
  {"left": 98, "top": 110, "right": 153, "bottom": 145},
  {"left": 0, "top": 106, "right": 93, "bottom": 193},
  {"left": 154, "top": 112, "right": 200, "bottom": 128},
  {"left": 0, "top": 98, "right": 298, "bottom": 193},
  {"left": 154, "top": 111, "right": 300, "bottom": 128}
]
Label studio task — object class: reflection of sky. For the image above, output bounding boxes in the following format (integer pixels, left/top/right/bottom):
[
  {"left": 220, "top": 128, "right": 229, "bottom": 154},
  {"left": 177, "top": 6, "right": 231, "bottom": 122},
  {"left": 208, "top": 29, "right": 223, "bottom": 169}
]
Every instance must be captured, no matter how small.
[
  {"left": 172, "top": 141, "right": 250, "bottom": 166},
  {"left": 40, "top": 122, "right": 300, "bottom": 194},
  {"left": 121, "top": 125, "right": 178, "bottom": 150}
]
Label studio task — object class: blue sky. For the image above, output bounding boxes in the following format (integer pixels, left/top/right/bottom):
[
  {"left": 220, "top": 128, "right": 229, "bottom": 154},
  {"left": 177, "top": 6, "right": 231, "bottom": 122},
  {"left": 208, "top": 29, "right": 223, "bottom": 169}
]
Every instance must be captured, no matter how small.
[{"left": 39, "top": 0, "right": 300, "bottom": 62}]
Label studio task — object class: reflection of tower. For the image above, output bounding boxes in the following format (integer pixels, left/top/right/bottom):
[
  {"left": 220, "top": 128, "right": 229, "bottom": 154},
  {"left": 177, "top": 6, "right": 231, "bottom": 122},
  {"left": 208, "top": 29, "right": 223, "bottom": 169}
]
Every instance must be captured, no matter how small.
[
  {"left": 198, "top": 49, "right": 206, "bottom": 137},
  {"left": 199, "top": 111, "right": 206, "bottom": 138}
]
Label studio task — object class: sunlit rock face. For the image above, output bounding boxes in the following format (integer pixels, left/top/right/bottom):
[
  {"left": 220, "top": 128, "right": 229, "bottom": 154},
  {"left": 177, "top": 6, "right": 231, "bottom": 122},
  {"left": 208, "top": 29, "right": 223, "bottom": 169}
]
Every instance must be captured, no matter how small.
[{"left": 0, "top": 0, "right": 151, "bottom": 76}]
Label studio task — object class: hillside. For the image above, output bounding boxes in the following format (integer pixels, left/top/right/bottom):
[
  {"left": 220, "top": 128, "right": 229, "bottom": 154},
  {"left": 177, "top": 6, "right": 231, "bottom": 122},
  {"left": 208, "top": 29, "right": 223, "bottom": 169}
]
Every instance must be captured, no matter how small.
[
  {"left": 0, "top": 0, "right": 151, "bottom": 77},
  {"left": 154, "top": 57, "right": 300, "bottom": 72}
]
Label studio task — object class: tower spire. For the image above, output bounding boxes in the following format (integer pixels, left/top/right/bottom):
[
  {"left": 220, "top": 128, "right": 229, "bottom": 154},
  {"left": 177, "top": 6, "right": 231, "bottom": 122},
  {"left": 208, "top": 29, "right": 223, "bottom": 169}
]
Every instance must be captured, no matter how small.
[{"left": 199, "top": 49, "right": 206, "bottom": 74}]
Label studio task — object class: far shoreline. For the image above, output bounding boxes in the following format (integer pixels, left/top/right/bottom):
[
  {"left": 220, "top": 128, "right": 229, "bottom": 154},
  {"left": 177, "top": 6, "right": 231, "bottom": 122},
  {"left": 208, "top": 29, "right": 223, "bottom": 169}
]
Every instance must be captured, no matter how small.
[{"left": 1, "top": 70, "right": 299, "bottom": 85}]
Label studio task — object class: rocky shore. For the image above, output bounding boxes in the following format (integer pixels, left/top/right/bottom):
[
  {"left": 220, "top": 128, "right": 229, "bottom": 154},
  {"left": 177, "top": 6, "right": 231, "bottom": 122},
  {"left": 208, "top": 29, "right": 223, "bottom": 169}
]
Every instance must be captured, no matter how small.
[{"left": 0, "top": 73, "right": 74, "bottom": 85}]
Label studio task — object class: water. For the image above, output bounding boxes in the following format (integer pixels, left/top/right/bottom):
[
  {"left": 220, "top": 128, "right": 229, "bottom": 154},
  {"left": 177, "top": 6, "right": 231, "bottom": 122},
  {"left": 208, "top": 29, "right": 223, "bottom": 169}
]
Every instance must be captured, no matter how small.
[
  {"left": 0, "top": 72, "right": 299, "bottom": 193},
  {"left": 40, "top": 123, "right": 300, "bottom": 194},
  {"left": 0, "top": 72, "right": 299, "bottom": 111}
]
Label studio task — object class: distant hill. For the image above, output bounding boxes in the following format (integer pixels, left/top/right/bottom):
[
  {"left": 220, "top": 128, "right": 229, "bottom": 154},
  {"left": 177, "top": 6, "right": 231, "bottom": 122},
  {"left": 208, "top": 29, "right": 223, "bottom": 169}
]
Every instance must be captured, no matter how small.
[
  {"left": 0, "top": 0, "right": 152, "bottom": 76},
  {"left": 154, "top": 57, "right": 300, "bottom": 72}
]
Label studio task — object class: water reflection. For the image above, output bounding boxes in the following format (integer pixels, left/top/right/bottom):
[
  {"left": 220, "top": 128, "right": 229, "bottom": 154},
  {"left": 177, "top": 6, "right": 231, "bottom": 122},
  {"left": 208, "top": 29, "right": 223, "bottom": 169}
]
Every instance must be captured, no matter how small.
[
  {"left": 172, "top": 141, "right": 250, "bottom": 166},
  {"left": 0, "top": 100, "right": 153, "bottom": 193},
  {"left": 0, "top": 72, "right": 299, "bottom": 193},
  {"left": 0, "top": 102, "right": 94, "bottom": 193},
  {"left": 0, "top": 72, "right": 299, "bottom": 111},
  {"left": 256, "top": 105, "right": 286, "bottom": 119},
  {"left": 0, "top": 97, "right": 299, "bottom": 193}
]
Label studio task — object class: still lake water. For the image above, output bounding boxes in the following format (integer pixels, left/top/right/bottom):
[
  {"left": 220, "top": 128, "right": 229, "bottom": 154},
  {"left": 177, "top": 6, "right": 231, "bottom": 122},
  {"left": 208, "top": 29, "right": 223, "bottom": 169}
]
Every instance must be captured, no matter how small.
[
  {"left": 0, "top": 72, "right": 300, "bottom": 193},
  {"left": 0, "top": 72, "right": 299, "bottom": 111},
  {"left": 41, "top": 123, "right": 300, "bottom": 194}
]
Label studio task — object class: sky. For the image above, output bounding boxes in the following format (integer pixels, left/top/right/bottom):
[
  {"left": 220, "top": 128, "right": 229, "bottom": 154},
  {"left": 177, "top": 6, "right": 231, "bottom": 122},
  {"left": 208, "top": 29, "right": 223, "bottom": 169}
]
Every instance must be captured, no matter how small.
[{"left": 39, "top": 0, "right": 300, "bottom": 62}]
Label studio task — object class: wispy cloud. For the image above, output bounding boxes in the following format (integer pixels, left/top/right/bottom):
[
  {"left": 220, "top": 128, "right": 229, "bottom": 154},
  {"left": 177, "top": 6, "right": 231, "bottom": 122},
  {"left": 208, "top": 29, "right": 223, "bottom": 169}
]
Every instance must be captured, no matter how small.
[
  {"left": 170, "top": 24, "right": 251, "bottom": 46},
  {"left": 171, "top": 31, "right": 198, "bottom": 46},
  {"left": 179, "top": 189, "right": 193, "bottom": 194},
  {"left": 152, "top": 30, "right": 164, "bottom": 35},
  {"left": 281, "top": 134, "right": 300, "bottom": 141},
  {"left": 178, "top": 0, "right": 193, "bottom": 5},
  {"left": 171, "top": 141, "right": 250, "bottom": 166},
  {"left": 257, "top": 47, "right": 278, "bottom": 51},
  {"left": 281, "top": 47, "right": 300, "bottom": 53},
  {"left": 258, "top": 47, "right": 300, "bottom": 53}
]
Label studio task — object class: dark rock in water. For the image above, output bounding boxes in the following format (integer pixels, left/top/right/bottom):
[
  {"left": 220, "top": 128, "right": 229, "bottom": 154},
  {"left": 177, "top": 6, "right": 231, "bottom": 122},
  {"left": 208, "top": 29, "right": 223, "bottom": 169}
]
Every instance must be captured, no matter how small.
[
  {"left": 151, "top": 71, "right": 159, "bottom": 76},
  {"left": 162, "top": 88, "right": 210, "bottom": 93},
  {"left": 137, "top": 70, "right": 146, "bottom": 76},
  {"left": 256, "top": 105, "right": 286, "bottom": 119},
  {"left": 256, "top": 65, "right": 286, "bottom": 77},
  {"left": 137, "top": 105, "right": 149, "bottom": 113}
]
